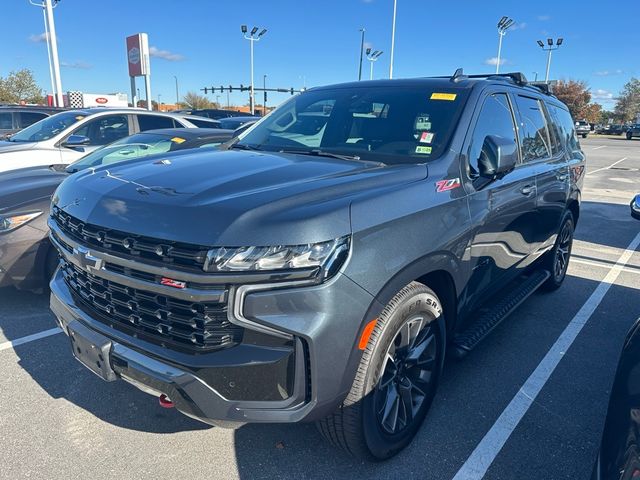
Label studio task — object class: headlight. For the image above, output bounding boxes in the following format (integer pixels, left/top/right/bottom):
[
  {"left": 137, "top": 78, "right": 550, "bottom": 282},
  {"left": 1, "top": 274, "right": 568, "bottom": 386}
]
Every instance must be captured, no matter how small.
[
  {"left": 203, "top": 236, "right": 350, "bottom": 278},
  {"left": 0, "top": 211, "right": 42, "bottom": 232}
]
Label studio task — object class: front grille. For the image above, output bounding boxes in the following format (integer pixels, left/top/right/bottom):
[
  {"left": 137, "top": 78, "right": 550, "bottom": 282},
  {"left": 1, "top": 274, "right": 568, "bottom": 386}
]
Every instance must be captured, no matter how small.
[
  {"left": 60, "top": 260, "right": 243, "bottom": 352},
  {"left": 51, "top": 206, "right": 209, "bottom": 272}
]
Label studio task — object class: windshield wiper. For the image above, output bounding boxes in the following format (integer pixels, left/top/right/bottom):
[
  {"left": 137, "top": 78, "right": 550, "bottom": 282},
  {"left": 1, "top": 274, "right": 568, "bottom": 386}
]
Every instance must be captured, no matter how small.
[
  {"left": 279, "top": 148, "right": 383, "bottom": 165},
  {"left": 230, "top": 143, "right": 262, "bottom": 151}
]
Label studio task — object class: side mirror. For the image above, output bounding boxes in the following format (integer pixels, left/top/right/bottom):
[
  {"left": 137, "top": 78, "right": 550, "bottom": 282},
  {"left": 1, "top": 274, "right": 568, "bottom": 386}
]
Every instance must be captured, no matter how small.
[
  {"left": 631, "top": 194, "right": 640, "bottom": 220},
  {"left": 61, "top": 135, "right": 90, "bottom": 148},
  {"left": 478, "top": 135, "right": 517, "bottom": 180}
]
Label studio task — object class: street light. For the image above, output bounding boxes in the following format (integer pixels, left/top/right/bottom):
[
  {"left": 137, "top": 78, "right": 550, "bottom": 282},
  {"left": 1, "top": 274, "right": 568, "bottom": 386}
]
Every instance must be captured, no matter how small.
[
  {"left": 366, "top": 48, "right": 384, "bottom": 80},
  {"left": 157, "top": 94, "right": 162, "bottom": 110},
  {"left": 389, "top": 0, "right": 397, "bottom": 78},
  {"left": 29, "top": 0, "right": 63, "bottom": 107},
  {"left": 263, "top": 74, "right": 267, "bottom": 115},
  {"left": 537, "top": 37, "right": 563, "bottom": 83},
  {"left": 495, "top": 16, "right": 515, "bottom": 74},
  {"left": 241, "top": 24, "right": 267, "bottom": 115}
]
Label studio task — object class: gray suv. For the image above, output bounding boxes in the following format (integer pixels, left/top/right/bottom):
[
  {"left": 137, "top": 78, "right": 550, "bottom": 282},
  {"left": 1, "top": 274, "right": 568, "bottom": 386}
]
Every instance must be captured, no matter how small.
[{"left": 48, "top": 71, "right": 585, "bottom": 460}]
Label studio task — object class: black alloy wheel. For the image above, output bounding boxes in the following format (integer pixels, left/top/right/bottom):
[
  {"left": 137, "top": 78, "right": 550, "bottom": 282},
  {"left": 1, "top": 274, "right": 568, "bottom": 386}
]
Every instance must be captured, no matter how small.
[{"left": 374, "top": 314, "right": 438, "bottom": 435}]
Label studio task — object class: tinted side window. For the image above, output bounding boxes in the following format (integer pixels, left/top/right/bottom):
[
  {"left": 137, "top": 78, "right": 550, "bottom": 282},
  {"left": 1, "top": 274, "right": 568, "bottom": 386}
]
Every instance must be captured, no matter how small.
[
  {"left": 467, "top": 93, "right": 518, "bottom": 178},
  {"left": 72, "top": 115, "right": 130, "bottom": 146},
  {"left": 137, "top": 115, "right": 177, "bottom": 131},
  {"left": 541, "top": 103, "right": 562, "bottom": 155},
  {"left": 0, "top": 112, "right": 13, "bottom": 129},
  {"left": 548, "top": 104, "right": 580, "bottom": 153},
  {"left": 18, "top": 112, "right": 48, "bottom": 128},
  {"left": 514, "top": 95, "right": 551, "bottom": 162}
]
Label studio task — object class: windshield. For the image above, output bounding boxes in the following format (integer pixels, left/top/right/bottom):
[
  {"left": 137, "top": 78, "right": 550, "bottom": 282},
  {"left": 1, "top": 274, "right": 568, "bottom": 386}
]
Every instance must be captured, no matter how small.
[
  {"left": 237, "top": 85, "right": 469, "bottom": 164},
  {"left": 66, "top": 132, "right": 184, "bottom": 172},
  {"left": 9, "top": 111, "right": 87, "bottom": 142}
]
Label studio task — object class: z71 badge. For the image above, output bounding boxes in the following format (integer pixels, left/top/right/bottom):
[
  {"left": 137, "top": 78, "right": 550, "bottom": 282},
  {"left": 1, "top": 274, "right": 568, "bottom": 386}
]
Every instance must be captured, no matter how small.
[{"left": 435, "top": 178, "right": 461, "bottom": 193}]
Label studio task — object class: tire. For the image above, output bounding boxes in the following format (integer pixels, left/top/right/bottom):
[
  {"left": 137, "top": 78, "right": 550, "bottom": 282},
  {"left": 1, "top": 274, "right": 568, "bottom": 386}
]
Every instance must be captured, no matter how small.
[
  {"left": 627, "top": 132, "right": 633, "bottom": 140},
  {"left": 317, "top": 281, "right": 445, "bottom": 460},
  {"left": 582, "top": 133, "right": 588, "bottom": 138},
  {"left": 540, "top": 211, "right": 574, "bottom": 291}
]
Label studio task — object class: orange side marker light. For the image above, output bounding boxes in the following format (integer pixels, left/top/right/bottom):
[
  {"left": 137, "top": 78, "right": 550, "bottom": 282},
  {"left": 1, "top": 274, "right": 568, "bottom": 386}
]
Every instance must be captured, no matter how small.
[{"left": 358, "top": 318, "right": 378, "bottom": 350}]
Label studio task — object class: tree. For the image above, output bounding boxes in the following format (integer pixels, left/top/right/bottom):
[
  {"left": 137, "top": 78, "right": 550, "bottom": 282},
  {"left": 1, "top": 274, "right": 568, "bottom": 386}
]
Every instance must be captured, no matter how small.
[
  {"left": 0, "top": 69, "right": 44, "bottom": 104},
  {"left": 182, "top": 92, "right": 213, "bottom": 109},
  {"left": 614, "top": 78, "right": 640, "bottom": 123},
  {"left": 553, "top": 80, "right": 591, "bottom": 120}
]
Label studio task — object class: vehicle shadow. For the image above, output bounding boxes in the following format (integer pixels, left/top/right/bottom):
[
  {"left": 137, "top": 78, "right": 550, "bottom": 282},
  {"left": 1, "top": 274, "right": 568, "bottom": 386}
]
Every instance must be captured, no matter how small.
[{"left": 1, "top": 287, "right": 209, "bottom": 434}]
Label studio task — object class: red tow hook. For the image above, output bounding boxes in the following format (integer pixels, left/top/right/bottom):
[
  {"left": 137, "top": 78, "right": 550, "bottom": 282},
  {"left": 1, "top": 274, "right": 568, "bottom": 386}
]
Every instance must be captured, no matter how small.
[{"left": 158, "top": 394, "right": 175, "bottom": 408}]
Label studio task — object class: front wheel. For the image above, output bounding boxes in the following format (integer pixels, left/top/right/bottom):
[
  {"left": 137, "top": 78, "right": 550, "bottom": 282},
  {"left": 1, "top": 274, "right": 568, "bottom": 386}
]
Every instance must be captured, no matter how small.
[
  {"left": 541, "top": 211, "right": 574, "bottom": 291},
  {"left": 317, "top": 282, "right": 445, "bottom": 460},
  {"left": 582, "top": 133, "right": 588, "bottom": 138},
  {"left": 627, "top": 132, "right": 633, "bottom": 140}
]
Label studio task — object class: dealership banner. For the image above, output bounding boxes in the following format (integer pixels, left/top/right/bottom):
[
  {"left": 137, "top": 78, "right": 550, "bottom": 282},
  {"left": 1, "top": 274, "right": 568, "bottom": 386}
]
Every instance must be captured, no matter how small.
[{"left": 126, "top": 33, "right": 150, "bottom": 77}]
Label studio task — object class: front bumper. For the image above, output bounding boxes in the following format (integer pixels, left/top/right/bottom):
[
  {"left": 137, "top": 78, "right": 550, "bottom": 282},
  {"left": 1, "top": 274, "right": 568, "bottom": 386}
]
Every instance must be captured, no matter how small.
[{"left": 50, "top": 262, "right": 376, "bottom": 425}]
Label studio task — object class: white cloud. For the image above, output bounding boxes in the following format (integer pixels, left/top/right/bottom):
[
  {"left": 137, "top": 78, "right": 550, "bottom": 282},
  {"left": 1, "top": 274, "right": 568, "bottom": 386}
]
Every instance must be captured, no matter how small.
[
  {"left": 594, "top": 69, "right": 624, "bottom": 76},
  {"left": 60, "top": 60, "right": 92, "bottom": 69},
  {"left": 484, "top": 57, "right": 507, "bottom": 66},
  {"left": 510, "top": 22, "right": 527, "bottom": 30},
  {"left": 28, "top": 32, "right": 52, "bottom": 43},
  {"left": 149, "top": 46, "right": 184, "bottom": 62},
  {"left": 537, "top": 15, "right": 551, "bottom": 21},
  {"left": 592, "top": 89, "right": 614, "bottom": 100}
]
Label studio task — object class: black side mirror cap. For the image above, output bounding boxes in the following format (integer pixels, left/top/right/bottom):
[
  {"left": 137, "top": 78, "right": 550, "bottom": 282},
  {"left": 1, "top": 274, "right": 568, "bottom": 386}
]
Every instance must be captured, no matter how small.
[
  {"left": 61, "top": 134, "right": 91, "bottom": 148},
  {"left": 478, "top": 134, "right": 518, "bottom": 180}
]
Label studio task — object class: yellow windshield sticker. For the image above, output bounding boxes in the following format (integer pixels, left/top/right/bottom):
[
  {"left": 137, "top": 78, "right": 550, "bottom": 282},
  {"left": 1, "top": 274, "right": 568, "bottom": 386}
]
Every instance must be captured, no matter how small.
[
  {"left": 75, "top": 115, "right": 85, "bottom": 121},
  {"left": 415, "top": 146, "right": 432, "bottom": 154},
  {"left": 171, "top": 136, "right": 186, "bottom": 144},
  {"left": 430, "top": 93, "right": 457, "bottom": 101}
]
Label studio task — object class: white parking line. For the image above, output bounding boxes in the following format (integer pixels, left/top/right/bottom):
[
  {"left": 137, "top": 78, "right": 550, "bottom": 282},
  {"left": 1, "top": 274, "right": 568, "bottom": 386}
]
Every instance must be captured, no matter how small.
[
  {"left": 452, "top": 230, "right": 640, "bottom": 480},
  {"left": 0, "top": 327, "right": 62, "bottom": 353},
  {"left": 587, "top": 157, "right": 628, "bottom": 175},
  {"left": 592, "top": 145, "right": 607, "bottom": 150},
  {"left": 571, "top": 258, "right": 640, "bottom": 276}
]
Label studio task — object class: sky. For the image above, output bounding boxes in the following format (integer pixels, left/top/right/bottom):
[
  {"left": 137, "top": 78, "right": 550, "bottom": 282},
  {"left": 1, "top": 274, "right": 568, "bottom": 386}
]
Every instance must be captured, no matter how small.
[{"left": 0, "top": 0, "right": 638, "bottom": 110}]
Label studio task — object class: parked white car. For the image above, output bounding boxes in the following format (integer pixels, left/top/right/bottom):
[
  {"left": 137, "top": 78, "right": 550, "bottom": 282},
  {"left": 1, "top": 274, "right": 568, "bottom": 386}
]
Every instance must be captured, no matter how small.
[{"left": 0, "top": 108, "right": 199, "bottom": 173}]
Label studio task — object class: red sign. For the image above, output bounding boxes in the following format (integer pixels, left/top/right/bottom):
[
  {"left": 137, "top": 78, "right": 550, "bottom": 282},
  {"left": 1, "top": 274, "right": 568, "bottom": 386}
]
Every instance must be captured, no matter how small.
[
  {"left": 126, "top": 33, "right": 149, "bottom": 77},
  {"left": 95, "top": 97, "right": 108, "bottom": 104}
]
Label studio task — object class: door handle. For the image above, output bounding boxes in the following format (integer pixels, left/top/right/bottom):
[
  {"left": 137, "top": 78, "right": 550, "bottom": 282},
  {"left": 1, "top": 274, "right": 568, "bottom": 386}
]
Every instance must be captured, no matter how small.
[{"left": 520, "top": 185, "right": 535, "bottom": 196}]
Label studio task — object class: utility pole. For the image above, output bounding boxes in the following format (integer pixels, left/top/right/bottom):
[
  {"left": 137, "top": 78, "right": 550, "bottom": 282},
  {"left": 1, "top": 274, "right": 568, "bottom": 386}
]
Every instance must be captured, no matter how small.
[
  {"left": 173, "top": 75, "right": 179, "bottom": 105},
  {"left": 358, "top": 28, "right": 366, "bottom": 81},
  {"left": 241, "top": 25, "right": 267, "bottom": 115},
  {"left": 263, "top": 74, "right": 267, "bottom": 115},
  {"left": 495, "top": 16, "right": 515, "bottom": 74},
  {"left": 389, "top": 0, "right": 397, "bottom": 79},
  {"left": 30, "top": 0, "right": 64, "bottom": 106}
]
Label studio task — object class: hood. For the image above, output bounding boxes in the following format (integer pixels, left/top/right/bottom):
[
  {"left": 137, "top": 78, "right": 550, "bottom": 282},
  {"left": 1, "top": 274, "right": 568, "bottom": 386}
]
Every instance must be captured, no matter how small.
[
  {"left": 0, "top": 165, "right": 67, "bottom": 211},
  {"left": 53, "top": 149, "right": 427, "bottom": 246},
  {"left": 0, "top": 141, "right": 38, "bottom": 153}
]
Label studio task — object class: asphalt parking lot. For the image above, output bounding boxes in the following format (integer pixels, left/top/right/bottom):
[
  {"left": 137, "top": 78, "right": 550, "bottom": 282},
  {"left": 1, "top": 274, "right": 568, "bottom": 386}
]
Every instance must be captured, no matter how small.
[{"left": 1, "top": 135, "right": 639, "bottom": 480}]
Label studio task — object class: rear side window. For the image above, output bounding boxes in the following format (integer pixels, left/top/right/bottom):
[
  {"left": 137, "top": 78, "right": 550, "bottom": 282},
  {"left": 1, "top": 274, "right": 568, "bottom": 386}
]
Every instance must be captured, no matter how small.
[
  {"left": 137, "top": 115, "right": 177, "bottom": 131},
  {"left": 467, "top": 93, "right": 518, "bottom": 178},
  {"left": 548, "top": 104, "right": 580, "bottom": 153},
  {"left": 187, "top": 117, "right": 220, "bottom": 128},
  {"left": 18, "top": 112, "right": 48, "bottom": 128},
  {"left": 72, "top": 115, "right": 130, "bottom": 146},
  {"left": 541, "top": 104, "right": 562, "bottom": 155},
  {"left": 0, "top": 112, "right": 12, "bottom": 129},
  {"left": 514, "top": 95, "right": 551, "bottom": 162}
]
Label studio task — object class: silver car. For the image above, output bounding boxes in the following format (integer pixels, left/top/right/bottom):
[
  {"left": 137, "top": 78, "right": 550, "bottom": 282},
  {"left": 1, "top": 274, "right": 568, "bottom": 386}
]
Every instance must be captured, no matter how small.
[{"left": 0, "top": 108, "right": 198, "bottom": 173}]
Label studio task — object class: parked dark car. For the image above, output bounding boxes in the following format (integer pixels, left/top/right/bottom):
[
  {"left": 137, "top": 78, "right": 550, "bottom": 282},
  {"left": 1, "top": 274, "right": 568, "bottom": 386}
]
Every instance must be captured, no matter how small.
[
  {"left": 0, "top": 106, "right": 65, "bottom": 138},
  {"left": 608, "top": 124, "right": 627, "bottom": 135},
  {"left": 219, "top": 115, "right": 259, "bottom": 130},
  {"left": 592, "top": 196, "right": 640, "bottom": 479},
  {"left": 48, "top": 71, "right": 585, "bottom": 460},
  {"left": 176, "top": 108, "right": 257, "bottom": 120},
  {"left": 626, "top": 124, "right": 640, "bottom": 140},
  {"left": 0, "top": 128, "right": 233, "bottom": 291}
]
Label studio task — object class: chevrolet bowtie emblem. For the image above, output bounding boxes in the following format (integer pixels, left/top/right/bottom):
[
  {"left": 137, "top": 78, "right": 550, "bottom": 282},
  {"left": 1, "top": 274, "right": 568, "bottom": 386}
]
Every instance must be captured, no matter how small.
[{"left": 73, "top": 246, "right": 104, "bottom": 273}]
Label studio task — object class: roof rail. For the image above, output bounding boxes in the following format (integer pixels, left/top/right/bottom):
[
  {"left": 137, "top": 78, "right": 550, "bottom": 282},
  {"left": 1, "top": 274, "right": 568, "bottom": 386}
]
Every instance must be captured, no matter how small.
[
  {"left": 464, "top": 72, "right": 529, "bottom": 85},
  {"left": 527, "top": 81, "right": 555, "bottom": 95}
]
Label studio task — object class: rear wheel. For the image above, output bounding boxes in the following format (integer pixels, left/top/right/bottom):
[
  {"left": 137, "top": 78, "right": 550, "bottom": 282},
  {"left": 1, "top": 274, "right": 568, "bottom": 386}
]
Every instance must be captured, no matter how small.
[
  {"left": 541, "top": 211, "right": 574, "bottom": 291},
  {"left": 317, "top": 282, "right": 445, "bottom": 460},
  {"left": 582, "top": 133, "right": 588, "bottom": 138}
]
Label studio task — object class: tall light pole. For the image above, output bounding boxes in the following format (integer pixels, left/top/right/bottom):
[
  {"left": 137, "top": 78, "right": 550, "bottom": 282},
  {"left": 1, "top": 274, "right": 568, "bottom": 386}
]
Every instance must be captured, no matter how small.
[
  {"left": 389, "top": 0, "right": 397, "bottom": 78},
  {"left": 157, "top": 94, "right": 161, "bottom": 110},
  {"left": 29, "top": 0, "right": 63, "bottom": 106},
  {"left": 495, "top": 16, "right": 515, "bottom": 74},
  {"left": 241, "top": 25, "right": 267, "bottom": 115},
  {"left": 537, "top": 38, "right": 563, "bottom": 83},
  {"left": 358, "top": 28, "right": 366, "bottom": 81},
  {"left": 173, "top": 75, "right": 179, "bottom": 105},
  {"left": 366, "top": 48, "right": 384, "bottom": 80},
  {"left": 532, "top": 71, "right": 539, "bottom": 81}
]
